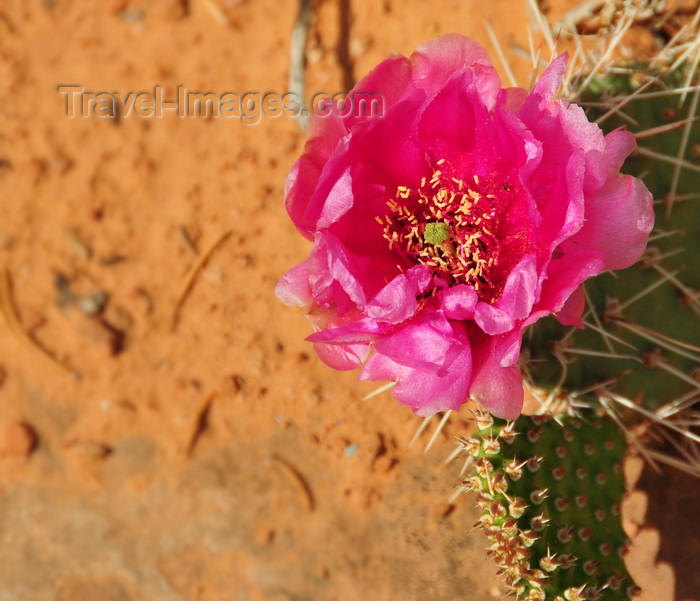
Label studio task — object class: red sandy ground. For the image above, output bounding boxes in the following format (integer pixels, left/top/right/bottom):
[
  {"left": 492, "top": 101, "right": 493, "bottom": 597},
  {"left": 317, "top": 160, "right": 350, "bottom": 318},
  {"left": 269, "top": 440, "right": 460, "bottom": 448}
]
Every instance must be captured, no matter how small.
[{"left": 0, "top": 1, "right": 697, "bottom": 600}]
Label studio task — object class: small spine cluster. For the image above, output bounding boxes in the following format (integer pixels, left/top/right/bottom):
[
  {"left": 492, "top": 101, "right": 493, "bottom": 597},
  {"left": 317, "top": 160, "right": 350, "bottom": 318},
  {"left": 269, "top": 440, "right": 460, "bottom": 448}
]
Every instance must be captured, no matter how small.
[{"left": 459, "top": 411, "right": 639, "bottom": 600}]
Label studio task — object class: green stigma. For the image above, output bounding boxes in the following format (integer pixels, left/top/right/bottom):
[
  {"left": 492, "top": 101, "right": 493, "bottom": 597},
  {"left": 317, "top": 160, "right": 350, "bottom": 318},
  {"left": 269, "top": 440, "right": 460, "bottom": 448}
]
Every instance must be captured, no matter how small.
[{"left": 424, "top": 222, "right": 450, "bottom": 245}]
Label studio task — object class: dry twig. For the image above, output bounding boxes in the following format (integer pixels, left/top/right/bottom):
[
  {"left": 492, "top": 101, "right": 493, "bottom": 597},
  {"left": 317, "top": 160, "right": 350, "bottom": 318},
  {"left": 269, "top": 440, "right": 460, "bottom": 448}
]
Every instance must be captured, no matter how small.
[
  {"left": 171, "top": 229, "right": 232, "bottom": 329},
  {"left": 0, "top": 268, "right": 74, "bottom": 374}
]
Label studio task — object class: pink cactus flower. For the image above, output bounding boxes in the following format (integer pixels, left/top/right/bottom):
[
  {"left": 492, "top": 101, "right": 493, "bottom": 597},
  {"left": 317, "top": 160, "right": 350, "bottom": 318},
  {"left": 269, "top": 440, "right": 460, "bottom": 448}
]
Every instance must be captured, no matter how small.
[{"left": 276, "top": 35, "right": 654, "bottom": 419}]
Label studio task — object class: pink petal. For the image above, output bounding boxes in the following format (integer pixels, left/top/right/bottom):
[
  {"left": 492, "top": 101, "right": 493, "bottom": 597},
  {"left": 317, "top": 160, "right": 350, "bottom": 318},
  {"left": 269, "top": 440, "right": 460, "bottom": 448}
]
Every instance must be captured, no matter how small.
[
  {"left": 582, "top": 128, "right": 637, "bottom": 195},
  {"left": 313, "top": 339, "right": 371, "bottom": 371},
  {"left": 530, "top": 53, "right": 568, "bottom": 103},
  {"left": 573, "top": 175, "right": 654, "bottom": 270},
  {"left": 307, "top": 231, "right": 371, "bottom": 314},
  {"left": 309, "top": 55, "right": 413, "bottom": 138},
  {"left": 473, "top": 304, "right": 513, "bottom": 337},
  {"left": 470, "top": 362, "right": 523, "bottom": 420},
  {"left": 411, "top": 35, "right": 501, "bottom": 107},
  {"left": 530, "top": 248, "right": 603, "bottom": 321},
  {"left": 603, "top": 127, "right": 637, "bottom": 171},
  {"left": 502, "top": 87, "right": 528, "bottom": 112},
  {"left": 417, "top": 74, "right": 495, "bottom": 162},
  {"left": 469, "top": 334, "right": 524, "bottom": 419},
  {"left": 275, "top": 262, "right": 312, "bottom": 308},
  {"left": 475, "top": 254, "right": 539, "bottom": 335},
  {"left": 308, "top": 318, "right": 380, "bottom": 370},
  {"left": 372, "top": 310, "right": 456, "bottom": 370},
  {"left": 349, "top": 93, "right": 428, "bottom": 187},
  {"left": 285, "top": 137, "right": 353, "bottom": 237},
  {"left": 365, "top": 266, "right": 431, "bottom": 324},
  {"left": 493, "top": 329, "right": 523, "bottom": 368},
  {"left": 316, "top": 167, "right": 354, "bottom": 228},
  {"left": 441, "top": 285, "right": 479, "bottom": 320},
  {"left": 556, "top": 285, "right": 585, "bottom": 328},
  {"left": 360, "top": 316, "right": 473, "bottom": 416}
]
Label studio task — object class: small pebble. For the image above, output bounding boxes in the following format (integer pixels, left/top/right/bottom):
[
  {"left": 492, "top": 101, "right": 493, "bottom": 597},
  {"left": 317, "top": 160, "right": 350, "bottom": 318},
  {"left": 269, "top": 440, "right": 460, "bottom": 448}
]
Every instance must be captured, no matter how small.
[
  {"left": 0, "top": 421, "right": 38, "bottom": 458},
  {"left": 0, "top": 233, "right": 14, "bottom": 249},
  {"left": 373, "top": 455, "right": 397, "bottom": 474},
  {"left": 255, "top": 526, "right": 275, "bottom": 545},
  {"left": 72, "top": 314, "right": 122, "bottom": 355},
  {"left": 349, "top": 36, "right": 370, "bottom": 59},
  {"left": 307, "top": 46, "right": 323, "bottom": 64},
  {"left": 201, "top": 265, "right": 222, "bottom": 285},
  {"left": 77, "top": 290, "right": 107, "bottom": 316},
  {"left": 63, "top": 228, "right": 90, "bottom": 259},
  {"left": 119, "top": 10, "right": 144, "bottom": 22}
]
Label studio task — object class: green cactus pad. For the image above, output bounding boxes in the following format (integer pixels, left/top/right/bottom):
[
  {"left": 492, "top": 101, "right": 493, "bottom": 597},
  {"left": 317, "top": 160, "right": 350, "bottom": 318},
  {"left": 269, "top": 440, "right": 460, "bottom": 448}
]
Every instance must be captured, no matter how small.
[
  {"left": 460, "top": 412, "right": 639, "bottom": 601},
  {"left": 524, "top": 67, "right": 700, "bottom": 414}
]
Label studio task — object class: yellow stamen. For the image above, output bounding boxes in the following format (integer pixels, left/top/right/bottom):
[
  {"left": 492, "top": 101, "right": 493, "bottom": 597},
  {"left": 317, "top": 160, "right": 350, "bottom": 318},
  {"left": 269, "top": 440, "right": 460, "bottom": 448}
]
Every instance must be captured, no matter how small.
[{"left": 381, "top": 160, "right": 500, "bottom": 296}]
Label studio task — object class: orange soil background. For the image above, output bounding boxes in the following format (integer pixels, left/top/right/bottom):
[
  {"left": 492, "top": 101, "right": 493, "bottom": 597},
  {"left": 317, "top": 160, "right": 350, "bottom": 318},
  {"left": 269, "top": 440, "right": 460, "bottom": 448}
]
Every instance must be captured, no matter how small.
[{"left": 0, "top": 1, "right": 698, "bottom": 600}]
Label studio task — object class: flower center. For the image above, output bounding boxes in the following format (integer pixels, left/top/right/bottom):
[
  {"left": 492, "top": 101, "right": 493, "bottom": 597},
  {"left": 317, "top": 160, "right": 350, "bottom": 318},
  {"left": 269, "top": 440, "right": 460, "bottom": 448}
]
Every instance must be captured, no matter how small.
[{"left": 380, "top": 159, "right": 504, "bottom": 300}]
